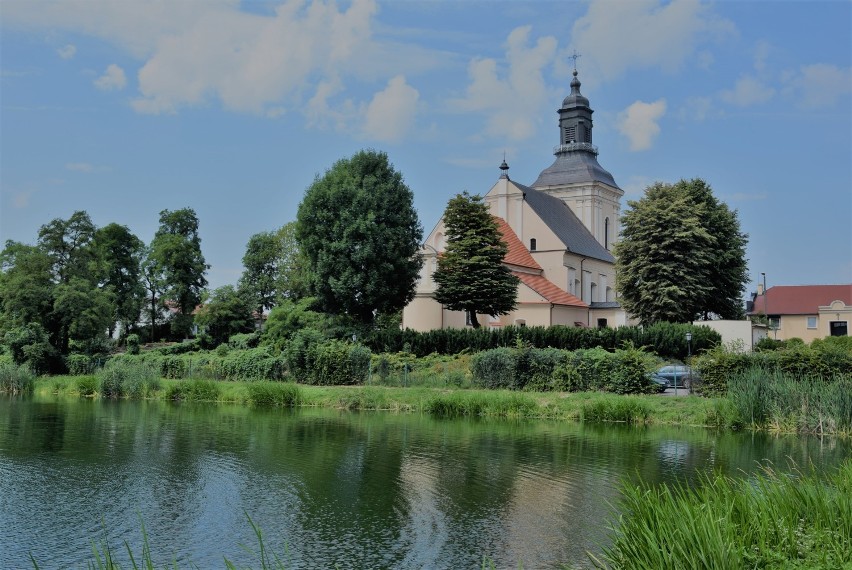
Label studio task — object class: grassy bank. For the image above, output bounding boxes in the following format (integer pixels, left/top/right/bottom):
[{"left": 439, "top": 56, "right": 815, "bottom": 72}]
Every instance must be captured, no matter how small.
[
  {"left": 592, "top": 459, "right": 852, "bottom": 569},
  {"left": 33, "top": 375, "right": 718, "bottom": 426}
]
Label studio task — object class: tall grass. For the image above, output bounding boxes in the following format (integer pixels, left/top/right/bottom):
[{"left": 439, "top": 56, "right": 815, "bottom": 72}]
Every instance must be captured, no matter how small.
[
  {"left": 581, "top": 397, "right": 651, "bottom": 424},
  {"left": 165, "top": 379, "right": 221, "bottom": 402},
  {"left": 424, "top": 391, "right": 537, "bottom": 418},
  {"left": 0, "top": 363, "right": 35, "bottom": 394},
  {"left": 592, "top": 460, "right": 852, "bottom": 569},
  {"left": 726, "top": 368, "right": 852, "bottom": 435},
  {"left": 96, "top": 362, "right": 161, "bottom": 399},
  {"left": 246, "top": 382, "right": 303, "bottom": 408}
]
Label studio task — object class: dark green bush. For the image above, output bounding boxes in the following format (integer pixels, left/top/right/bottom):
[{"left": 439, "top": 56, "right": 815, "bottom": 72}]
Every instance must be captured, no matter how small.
[
  {"left": 608, "top": 345, "right": 658, "bottom": 395},
  {"left": 471, "top": 348, "right": 518, "bottom": 389},
  {"left": 3, "top": 323, "right": 60, "bottom": 375},
  {"left": 302, "top": 340, "right": 371, "bottom": 386},
  {"left": 77, "top": 375, "right": 98, "bottom": 396},
  {"left": 691, "top": 345, "right": 753, "bottom": 396},
  {"left": 228, "top": 332, "right": 260, "bottom": 350},
  {"left": 126, "top": 334, "right": 141, "bottom": 355},
  {"left": 155, "top": 340, "right": 201, "bottom": 356},
  {"left": 66, "top": 354, "right": 97, "bottom": 376}
]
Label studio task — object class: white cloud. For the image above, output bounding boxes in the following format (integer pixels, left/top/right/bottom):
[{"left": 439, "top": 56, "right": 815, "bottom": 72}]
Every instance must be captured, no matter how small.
[
  {"left": 782, "top": 64, "right": 852, "bottom": 109},
  {"left": 13, "top": 191, "right": 32, "bottom": 208},
  {"left": 57, "top": 44, "right": 76, "bottom": 60},
  {"left": 362, "top": 75, "right": 419, "bottom": 142},
  {"left": 94, "top": 64, "right": 127, "bottom": 91},
  {"left": 618, "top": 99, "right": 667, "bottom": 151},
  {"left": 451, "top": 25, "right": 557, "bottom": 140},
  {"left": 570, "top": 0, "right": 734, "bottom": 84},
  {"left": 622, "top": 175, "right": 657, "bottom": 196},
  {"left": 720, "top": 75, "right": 775, "bottom": 106}
]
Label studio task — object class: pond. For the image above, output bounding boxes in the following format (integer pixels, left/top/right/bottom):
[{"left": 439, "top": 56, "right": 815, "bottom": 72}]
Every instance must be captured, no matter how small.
[{"left": 1, "top": 396, "right": 849, "bottom": 569}]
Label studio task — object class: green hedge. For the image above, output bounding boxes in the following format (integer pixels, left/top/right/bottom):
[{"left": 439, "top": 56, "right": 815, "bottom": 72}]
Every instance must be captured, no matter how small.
[
  {"left": 366, "top": 323, "right": 719, "bottom": 360},
  {"left": 471, "top": 345, "right": 658, "bottom": 394}
]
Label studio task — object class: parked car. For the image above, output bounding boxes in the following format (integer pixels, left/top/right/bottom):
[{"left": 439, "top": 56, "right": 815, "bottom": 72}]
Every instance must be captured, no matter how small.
[
  {"left": 648, "top": 373, "right": 670, "bottom": 392},
  {"left": 655, "top": 365, "right": 695, "bottom": 389}
]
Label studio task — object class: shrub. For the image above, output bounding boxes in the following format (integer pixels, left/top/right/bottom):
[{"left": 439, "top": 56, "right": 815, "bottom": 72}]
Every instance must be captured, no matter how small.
[
  {"left": 228, "top": 332, "right": 260, "bottom": 350},
  {"left": 691, "top": 344, "right": 753, "bottom": 396},
  {"left": 471, "top": 348, "right": 518, "bottom": 389},
  {"left": 608, "top": 345, "right": 658, "bottom": 395},
  {"left": 96, "top": 361, "right": 161, "bottom": 399},
  {"left": 284, "top": 328, "right": 327, "bottom": 381},
  {"left": 126, "top": 334, "right": 141, "bottom": 355},
  {"left": 0, "top": 363, "right": 35, "bottom": 394},
  {"left": 66, "top": 354, "right": 98, "bottom": 376},
  {"left": 302, "top": 340, "right": 371, "bottom": 386},
  {"left": 97, "top": 366, "right": 125, "bottom": 398},
  {"left": 3, "top": 323, "right": 60, "bottom": 375}
]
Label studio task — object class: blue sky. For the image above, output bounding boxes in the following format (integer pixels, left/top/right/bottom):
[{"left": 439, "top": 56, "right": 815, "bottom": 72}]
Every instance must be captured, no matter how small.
[{"left": 2, "top": 0, "right": 850, "bottom": 297}]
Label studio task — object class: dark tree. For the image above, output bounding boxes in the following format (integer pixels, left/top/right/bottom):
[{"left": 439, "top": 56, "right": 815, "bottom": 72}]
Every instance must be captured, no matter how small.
[
  {"left": 148, "top": 208, "right": 209, "bottom": 338},
  {"left": 614, "top": 178, "right": 748, "bottom": 324},
  {"left": 296, "top": 150, "right": 423, "bottom": 324},
  {"left": 93, "top": 223, "right": 145, "bottom": 336},
  {"left": 37, "top": 210, "right": 97, "bottom": 284},
  {"left": 432, "top": 192, "right": 518, "bottom": 328}
]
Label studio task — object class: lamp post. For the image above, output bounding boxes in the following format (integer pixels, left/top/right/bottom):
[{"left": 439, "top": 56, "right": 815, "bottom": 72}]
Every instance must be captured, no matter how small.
[
  {"left": 761, "top": 272, "right": 774, "bottom": 339},
  {"left": 685, "top": 332, "right": 692, "bottom": 358}
]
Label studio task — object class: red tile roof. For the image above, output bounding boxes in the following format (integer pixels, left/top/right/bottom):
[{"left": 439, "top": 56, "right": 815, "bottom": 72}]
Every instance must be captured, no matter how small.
[
  {"left": 514, "top": 272, "right": 587, "bottom": 307},
  {"left": 493, "top": 217, "right": 541, "bottom": 270},
  {"left": 750, "top": 284, "right": 852, "bottom": 315}
]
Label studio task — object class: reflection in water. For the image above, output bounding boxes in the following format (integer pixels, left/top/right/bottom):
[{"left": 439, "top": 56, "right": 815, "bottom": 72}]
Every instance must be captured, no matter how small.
[{"left": 0, "top": 397, "right": 849, "bottom": 569}]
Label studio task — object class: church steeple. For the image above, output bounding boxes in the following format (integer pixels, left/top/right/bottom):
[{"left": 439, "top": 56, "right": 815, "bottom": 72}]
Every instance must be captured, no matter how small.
[{"left": 556, "top": 67, "right": 597, "bottom": 156}]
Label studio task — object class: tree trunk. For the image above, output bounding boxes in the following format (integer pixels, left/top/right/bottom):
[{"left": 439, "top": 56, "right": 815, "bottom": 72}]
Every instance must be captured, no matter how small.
[{"left": 468, "top": 310, "right": 480, "bottom": 328}]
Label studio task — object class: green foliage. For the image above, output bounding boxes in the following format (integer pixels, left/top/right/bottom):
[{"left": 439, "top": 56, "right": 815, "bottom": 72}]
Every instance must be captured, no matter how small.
[
  {"left": 262, "top": 297, "right": 328, "bottom": 350},
  {"left": 615, "top": 178, "right": 748, "bottom": 324},
  {"left": 300, "top": 340, "right": 371, "bottom": 386},
  {"left": 296, "top": 149, "right": 423, "bottom": 323},
  {"left": 77, "top": 375, "right": 98, "bottom": 396},
  {"left": 148, "top": 208, "right": 209, "bottom": 338},
  {"left": 754, "top": 336, "right": 784, "bottom": 351},
  {"left": 246, "top": 381, "right": 303, "bottom": 407},
  {"left": 423, "top": 391, "right": 536, "bottom": 418},
  {"left": 691, "top": 343, "right": 753, "bottom": 396},
  {"left": 194, "top": 285, "right": 255, "bottom": 347},
  {"left": 471, "top": 348, "right": 519, "bottom": 389},
  {"left": 126, "top": 334, "right": 141, "bottom": 355},
  {"left": 165, "top": 379, "right": 220, "bottom": 402},
  {"left": 0, "top": 363, "right": 35, "bottom": 394},
  {"left": 96, "top": 360, "right": 161, "bottom": 398},
  {"left": 66, "top": 353, "right": 98, "bottom": 376},
  {"left": 228, "top": 332, "right": 259, "bottom": 350},
  {"left": 3, "top": 322, "right": 60, "bottom": 375},
  {"left": 594, "top": 461, "right": 852, "bottom": 570},
  {"left": 608, "top": 344, "right": 658, "bottom": 395},
  {"left": 432, "top": 191, "right": 519, "bottom": 327},
  {"left": 93, "top": 223, "right": 145, "bottom": 335},
  {"left": 366, "top": 322, "right": 718, "bottom": 360},
  {"left": 239, "top": 223, "right": 308, "bottom": 315}
]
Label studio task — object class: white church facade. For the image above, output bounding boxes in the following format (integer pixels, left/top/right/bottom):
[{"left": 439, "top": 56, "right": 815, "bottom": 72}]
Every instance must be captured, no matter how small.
[{"left": 403, "top": 70, "right": 626, "bottom": 331}]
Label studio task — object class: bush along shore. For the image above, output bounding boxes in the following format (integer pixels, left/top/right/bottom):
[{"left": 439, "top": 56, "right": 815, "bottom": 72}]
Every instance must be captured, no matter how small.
[{"left": 2, "top": 333, "right": 850, "bottom": 435}]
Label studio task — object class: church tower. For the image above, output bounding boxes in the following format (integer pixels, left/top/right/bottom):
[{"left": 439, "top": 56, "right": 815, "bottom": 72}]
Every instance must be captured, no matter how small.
[{"left": 531, "top": 68, "right": 623, "bottom": 251}]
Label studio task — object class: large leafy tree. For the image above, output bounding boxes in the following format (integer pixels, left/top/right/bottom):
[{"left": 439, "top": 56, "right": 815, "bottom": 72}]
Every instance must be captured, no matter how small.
[
  {"left": 432, "top": 192, "right": 518, "bottom": 328},
  {"left": 37, "top": 210, "right": 97, "bottom": 284},
  {"left": 238, "top": 222, "right": 308, "bottom": 318},
  {"left": 296, "top": 150, "right": 423, "bottom": 324},
  {"left": 148, "top": 208, "right": 209, "bottom": 338},
  {"left": 93, "top": 223, "right": 145, "bottom": 336},
  {"left": 614, "top": 178, "right": 748, "bottom": 324}
]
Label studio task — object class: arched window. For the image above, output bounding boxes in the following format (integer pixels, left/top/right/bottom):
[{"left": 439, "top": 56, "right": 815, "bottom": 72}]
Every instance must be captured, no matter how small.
[
  {"left": 604, "top": 217, "right": 610, "bottom": 250},
  {"left": 530, "top": 238, "right": 537, "bottom": 251}
]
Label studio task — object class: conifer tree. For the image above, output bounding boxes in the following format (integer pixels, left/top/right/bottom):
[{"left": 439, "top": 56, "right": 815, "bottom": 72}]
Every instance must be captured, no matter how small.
[{"left": 433, "top": 192, "right": 518, "bottom": 328}]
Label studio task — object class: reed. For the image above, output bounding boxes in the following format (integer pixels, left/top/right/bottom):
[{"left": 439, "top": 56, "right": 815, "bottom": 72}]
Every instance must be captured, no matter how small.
[
  {"left": 0, "top": 362, "right": 35, "bottom": 394},
  {"left": 165, "top": 379, "right": 221, "bottom": 402},
  {"left": 424, "top": 390, "right": 538, "bottom": 418},
  {"left": 592, "top": 460, "right": 852, "bottom": 570}
]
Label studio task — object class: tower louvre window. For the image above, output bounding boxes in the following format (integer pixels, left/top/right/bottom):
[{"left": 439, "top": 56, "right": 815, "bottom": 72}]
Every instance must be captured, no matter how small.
[{"left": 565, "top": 126, "right": 576, "bottom": 143}]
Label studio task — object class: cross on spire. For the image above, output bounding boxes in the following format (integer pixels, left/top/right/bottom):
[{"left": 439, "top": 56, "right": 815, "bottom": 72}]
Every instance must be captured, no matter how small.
[{"left": 570, "top": 50, "right": 581, "bottom": 72}]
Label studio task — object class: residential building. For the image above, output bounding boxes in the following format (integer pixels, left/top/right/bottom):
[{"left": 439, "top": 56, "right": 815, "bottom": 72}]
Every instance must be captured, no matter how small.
[
  {"left": 747, "top": 284, "right": 852, "bottom": 342},
  {"left": 402, "top": 69, "right": 625, "bottom": 331}
]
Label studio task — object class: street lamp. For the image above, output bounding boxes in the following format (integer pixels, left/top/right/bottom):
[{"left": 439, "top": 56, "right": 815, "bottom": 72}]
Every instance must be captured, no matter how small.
[{"left": 685, "top": 332, "right": 692, "bottom": 358}]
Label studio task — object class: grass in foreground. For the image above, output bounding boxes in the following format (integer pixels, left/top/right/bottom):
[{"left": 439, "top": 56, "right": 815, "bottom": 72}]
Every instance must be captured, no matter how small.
[{"left": 591, "top": 460, "right": 852, "bottom": 570}]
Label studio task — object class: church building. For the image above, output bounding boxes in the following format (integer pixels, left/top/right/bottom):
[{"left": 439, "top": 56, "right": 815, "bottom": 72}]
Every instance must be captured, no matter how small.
[{"left": 402, "top": 69, "right": 626, "bottom": 330}]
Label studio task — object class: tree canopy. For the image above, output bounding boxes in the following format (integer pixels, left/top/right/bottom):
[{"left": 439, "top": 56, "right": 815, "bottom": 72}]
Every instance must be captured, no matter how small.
[
  {"left": 238, "top": 222, "right": 307, "bottom": 317},
  {"left": 148, "top": 208, "right": 209, "bottom": 337},
  {"left": 296, "top": 150, "right": 423, "bottom": 324},
  {"left": 432, "top": 192, "right": 518, "bottom": 328},
  {"left": 614, "top": 178, "right": 748, "bottom": 324}
]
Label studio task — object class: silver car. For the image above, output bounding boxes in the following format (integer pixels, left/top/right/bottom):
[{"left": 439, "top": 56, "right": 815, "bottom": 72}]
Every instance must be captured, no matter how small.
[{"left": 655, "top": 365, "right": 695, "bottom": 389}]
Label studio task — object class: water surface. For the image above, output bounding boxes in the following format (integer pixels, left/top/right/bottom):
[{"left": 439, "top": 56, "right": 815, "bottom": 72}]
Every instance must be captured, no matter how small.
[{"left": 1, "top": 396, "right": 848, "bottom": 568}]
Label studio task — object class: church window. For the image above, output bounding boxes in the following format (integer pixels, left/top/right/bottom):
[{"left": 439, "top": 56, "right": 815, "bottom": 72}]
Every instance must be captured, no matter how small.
[
  {"left": 530, "top": 238, "right": 537, "bottom": 251},
  {"left": 604, "top": 218, "right": 610, "bottom": 249}
]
